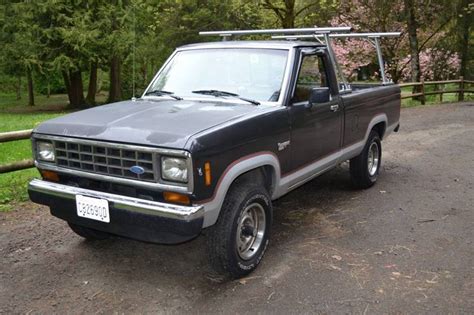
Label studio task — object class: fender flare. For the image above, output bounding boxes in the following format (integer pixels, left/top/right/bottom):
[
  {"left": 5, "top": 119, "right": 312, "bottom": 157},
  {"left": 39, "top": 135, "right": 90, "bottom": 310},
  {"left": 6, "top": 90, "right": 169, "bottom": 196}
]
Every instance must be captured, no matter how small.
[{"left": 198, "top": 152, "right": 281, "bottom": 227}]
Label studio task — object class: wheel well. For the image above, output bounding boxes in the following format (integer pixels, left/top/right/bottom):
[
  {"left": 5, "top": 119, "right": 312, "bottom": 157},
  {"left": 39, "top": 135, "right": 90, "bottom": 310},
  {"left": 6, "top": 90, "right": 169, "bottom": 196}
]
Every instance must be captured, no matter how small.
[
  {"left": 372, "top": 122, "right": 386, "bottom": 139},
  {"left": 231, "top": 165, "right": 275, "bottom": 195}
]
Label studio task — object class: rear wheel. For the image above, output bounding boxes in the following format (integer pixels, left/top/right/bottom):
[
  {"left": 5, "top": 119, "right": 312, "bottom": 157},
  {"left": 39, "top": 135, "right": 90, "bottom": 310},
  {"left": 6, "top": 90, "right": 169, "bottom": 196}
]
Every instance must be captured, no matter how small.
[
  {"left": 207, "top": 181, "right": 272, "bottom": 279},
  {"left": 68, "top": 222, "right": 110, "bottom": 240},
  {"left": 350, "top": 130, "right": 382, "bottom": 189}
]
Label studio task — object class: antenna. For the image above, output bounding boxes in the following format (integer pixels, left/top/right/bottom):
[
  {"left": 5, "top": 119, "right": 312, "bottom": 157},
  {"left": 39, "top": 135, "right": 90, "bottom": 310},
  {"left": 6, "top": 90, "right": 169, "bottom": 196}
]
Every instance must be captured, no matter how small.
[{"left": 132, "top": 3, "right": 136, "bottom": 98}]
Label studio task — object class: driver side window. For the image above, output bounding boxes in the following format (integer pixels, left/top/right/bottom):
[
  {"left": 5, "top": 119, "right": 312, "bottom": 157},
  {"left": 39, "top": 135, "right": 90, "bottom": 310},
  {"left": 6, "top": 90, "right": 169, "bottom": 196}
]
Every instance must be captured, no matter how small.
[{"left": 293, "top": 55, "right": 327, "bottom": 103}]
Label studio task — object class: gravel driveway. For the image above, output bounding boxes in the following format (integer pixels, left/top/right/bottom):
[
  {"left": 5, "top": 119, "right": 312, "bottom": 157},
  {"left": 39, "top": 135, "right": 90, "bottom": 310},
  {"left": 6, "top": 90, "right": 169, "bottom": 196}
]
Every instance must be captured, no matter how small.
[{"left": 1, "top": 102, "right": 473, "bottom": 314}]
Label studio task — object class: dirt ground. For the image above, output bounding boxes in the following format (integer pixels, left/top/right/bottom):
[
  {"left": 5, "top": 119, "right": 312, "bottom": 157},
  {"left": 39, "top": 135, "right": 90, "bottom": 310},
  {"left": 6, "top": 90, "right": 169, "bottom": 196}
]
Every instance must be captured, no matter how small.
[{"left": 1, "top": 102, "right": 473, "bottom": 314}]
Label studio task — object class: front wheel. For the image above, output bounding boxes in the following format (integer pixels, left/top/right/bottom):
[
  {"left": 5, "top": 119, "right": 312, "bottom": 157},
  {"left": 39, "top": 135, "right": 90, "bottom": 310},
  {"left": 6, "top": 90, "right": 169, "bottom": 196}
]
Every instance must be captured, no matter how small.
[
  {"left": 206, "top": 182, "right": 272, "bottom": 279},
  {"left": 350, "top": 130, "right": 382, "bottom": 189}
]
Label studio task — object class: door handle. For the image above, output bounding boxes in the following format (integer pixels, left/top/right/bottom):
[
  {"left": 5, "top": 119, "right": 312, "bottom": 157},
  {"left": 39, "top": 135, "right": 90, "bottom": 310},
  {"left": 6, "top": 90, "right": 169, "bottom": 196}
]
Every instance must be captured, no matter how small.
[{"left": 330, "top": 104, "right": 339, "bottom": 112}]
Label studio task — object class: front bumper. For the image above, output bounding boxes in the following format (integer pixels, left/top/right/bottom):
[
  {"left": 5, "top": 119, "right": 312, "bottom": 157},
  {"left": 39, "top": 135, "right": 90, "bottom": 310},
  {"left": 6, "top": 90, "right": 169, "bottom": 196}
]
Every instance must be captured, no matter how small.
[{"left": 28, "top": 179, "right": 204, "bottom": 244}]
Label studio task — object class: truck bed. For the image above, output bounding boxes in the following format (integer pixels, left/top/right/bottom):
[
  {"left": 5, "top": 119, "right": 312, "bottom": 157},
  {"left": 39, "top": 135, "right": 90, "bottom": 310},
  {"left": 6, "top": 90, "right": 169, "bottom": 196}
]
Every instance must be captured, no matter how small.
[{"left": 341, "top": 84, "right": 401, "bottom": 147}]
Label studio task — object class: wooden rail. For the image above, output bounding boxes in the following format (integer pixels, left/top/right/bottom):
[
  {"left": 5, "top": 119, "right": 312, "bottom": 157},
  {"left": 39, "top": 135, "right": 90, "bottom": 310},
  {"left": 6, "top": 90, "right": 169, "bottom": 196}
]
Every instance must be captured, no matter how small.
[
  {"left": 0, "top": 129, "right": 34, "bottom": 174},
  {"left": 0, "top": 159, "right": 34, "bottom": 173},
  {"left": 0, "top": 129, "right": 33, "bottom": 143},
  {"left": 399, "top": 76, "right": 474, "bottom": 104}
]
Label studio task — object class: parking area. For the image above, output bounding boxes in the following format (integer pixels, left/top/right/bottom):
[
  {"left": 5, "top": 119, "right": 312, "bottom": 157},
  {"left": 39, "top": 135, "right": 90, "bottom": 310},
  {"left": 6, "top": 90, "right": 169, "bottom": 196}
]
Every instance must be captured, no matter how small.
[{"left": 1, "top": 102, "right": 473, "bottom": 313}]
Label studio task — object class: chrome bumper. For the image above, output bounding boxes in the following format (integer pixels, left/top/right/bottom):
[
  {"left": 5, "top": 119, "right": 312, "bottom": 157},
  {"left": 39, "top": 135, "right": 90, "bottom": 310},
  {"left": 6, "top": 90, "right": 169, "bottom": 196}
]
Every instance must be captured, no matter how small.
[{"left": 28, "top": 179, "right": 204, "bottom": 222}]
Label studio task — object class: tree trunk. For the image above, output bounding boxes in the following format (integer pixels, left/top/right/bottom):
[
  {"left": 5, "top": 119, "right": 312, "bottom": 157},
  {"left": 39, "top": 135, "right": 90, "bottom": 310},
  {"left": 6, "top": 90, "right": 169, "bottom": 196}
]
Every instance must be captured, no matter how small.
[
  {"left": 263, "top": 0, "right": 296, "bottom": 28},
  {"left": 458, "top": 0, "right": 471, "bottom": 79},
  {"left": 86, "top": 61, "right": 98, "bottom": 105},
  {"left": 404, "top": 0, "right": 422, "bottom": 100},
  {"left": 141, "top": 61, "right": 148, "bottom": 87},
  {"left": 68, "top": 70, "right": 86, "bottom": 108},
  {"left": 62, "top": 70, "right": 72, "bottom": 106},
  {"left": 26, "top": 67, "right": 35, "bottom": 106},
  {"left": 282, "top": 0, "right": 295, "bottom": 28},
  {"left": 108, "top": 56, "right": 122, "bottom": 102},
  {"left": 16, "top": 75, "right": 21, "bottom": 100}
]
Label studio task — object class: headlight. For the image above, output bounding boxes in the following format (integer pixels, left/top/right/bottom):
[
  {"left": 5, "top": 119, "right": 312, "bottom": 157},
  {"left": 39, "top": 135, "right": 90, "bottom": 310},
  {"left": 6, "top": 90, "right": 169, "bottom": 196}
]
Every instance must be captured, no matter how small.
[
  {"left": 37, "top": 141, "right": 55, "bottom": 162},
  {"left": 161, "top": 157, "right": 188, "bottom": 183}
]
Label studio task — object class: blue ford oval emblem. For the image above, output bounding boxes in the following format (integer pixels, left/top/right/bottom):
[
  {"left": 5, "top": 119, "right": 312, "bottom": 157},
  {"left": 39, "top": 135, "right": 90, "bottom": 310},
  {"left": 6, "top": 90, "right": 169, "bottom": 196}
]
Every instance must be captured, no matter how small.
[{"left": 130, "top": 165, "right": 145, "bottom": 175}]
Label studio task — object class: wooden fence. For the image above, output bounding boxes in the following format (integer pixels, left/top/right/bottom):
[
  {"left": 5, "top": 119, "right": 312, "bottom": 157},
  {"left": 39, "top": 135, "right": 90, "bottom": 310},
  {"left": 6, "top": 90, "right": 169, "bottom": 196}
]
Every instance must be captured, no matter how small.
[
  {"left": 0, "top": 77, "right": 473, "bottom": 174},
  {"left": 0, "top": 129, "right": 34, "bottom": 174},
  {"left": 399, "top": 76, "right": 474, "bottom": 105}
]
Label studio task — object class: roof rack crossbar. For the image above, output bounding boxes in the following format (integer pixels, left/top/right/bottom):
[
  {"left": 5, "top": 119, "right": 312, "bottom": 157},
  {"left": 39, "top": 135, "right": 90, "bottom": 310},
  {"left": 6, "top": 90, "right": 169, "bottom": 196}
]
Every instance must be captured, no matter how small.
[
  {"left": 199, "top": 27, "right": 352, "bottom": 40},
  {"left": 271, "top": 32, "right": 401, "bottom": 40}
]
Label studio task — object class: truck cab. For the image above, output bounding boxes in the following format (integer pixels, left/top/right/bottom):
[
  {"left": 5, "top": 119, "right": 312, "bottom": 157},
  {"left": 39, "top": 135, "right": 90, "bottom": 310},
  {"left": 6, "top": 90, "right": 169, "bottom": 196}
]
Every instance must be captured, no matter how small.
[{"left": 29, "top": 28, "right": 401, "bottom": 278}]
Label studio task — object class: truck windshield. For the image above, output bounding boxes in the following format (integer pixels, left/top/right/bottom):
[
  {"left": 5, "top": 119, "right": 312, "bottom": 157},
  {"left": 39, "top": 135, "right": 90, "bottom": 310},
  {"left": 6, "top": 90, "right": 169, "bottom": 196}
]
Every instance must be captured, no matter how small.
[{"left": 146, "top": 48, "right": 288, "bottom": 103}]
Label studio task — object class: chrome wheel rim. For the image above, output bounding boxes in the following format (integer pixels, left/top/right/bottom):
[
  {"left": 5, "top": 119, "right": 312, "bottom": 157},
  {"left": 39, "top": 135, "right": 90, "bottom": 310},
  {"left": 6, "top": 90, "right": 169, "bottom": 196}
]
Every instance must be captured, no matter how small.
[
  {"left": 236, "top": 203, "right": 266, "bottom": 260},
  {"left": 367, "top": 141, "right": 380, "bottom": 176}
]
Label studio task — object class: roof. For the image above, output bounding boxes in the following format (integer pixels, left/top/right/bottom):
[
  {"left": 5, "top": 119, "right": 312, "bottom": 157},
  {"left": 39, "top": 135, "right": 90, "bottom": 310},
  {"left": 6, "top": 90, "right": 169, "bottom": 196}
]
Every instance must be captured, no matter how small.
[{"left": 178, "top": 40, "right": 323, "bottom": 50}]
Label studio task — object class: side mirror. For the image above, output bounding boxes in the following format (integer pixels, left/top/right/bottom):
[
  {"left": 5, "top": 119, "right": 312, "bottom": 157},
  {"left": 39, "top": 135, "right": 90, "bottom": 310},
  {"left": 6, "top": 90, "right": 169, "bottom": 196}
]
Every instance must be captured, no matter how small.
[{"left": 309, "top": 87, "right": 330, "bottom": 104}]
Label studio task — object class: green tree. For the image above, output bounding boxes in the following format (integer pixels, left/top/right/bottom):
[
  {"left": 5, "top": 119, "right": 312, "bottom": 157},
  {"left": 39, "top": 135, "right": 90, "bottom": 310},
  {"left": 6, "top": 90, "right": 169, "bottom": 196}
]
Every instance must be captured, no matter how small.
[
  {"left": 0, "top": 2, "right": 40, "bottom": 106},
  {"left": 34, "top": 1, "right": 106, "bottom": 108},
  {"left": 98, "top": 0, "right": 134, "bottom": 102},
  {"left": 457, "top": 1, "right": 473, "bottom": 79},
  {"left": 261, "top": 0, "right": 336, "bottom": 28}
]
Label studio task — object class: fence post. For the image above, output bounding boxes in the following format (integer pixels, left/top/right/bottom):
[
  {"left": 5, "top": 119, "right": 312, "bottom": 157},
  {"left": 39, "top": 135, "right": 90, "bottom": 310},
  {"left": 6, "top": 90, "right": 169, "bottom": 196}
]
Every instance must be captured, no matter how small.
[
  {"left": 420, "top": 79, "right": 426, "bottom": 105},
  {"left": 439, "top": 83, "right": 443, "bottom": 103},
  {"left": 459, "top": 76, "right": 464, "bottom": 101}
]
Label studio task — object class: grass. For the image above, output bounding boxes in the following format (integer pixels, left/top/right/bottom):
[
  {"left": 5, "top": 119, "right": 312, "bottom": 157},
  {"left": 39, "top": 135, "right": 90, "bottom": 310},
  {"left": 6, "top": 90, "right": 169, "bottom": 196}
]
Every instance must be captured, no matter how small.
[
  {"left": 0, "top": 93, "right": 69, "bottom": 112},
  {"left": 0, "top": 106, "right": 66, "bottom": 211},
  {"left": 0, "top": 92, "right": 108, "bottom": 112}
]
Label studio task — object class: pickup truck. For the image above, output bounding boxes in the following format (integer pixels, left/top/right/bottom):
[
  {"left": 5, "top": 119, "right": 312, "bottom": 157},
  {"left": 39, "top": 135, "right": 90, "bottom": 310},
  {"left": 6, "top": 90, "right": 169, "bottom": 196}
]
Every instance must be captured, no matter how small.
[{"left": 29, "top": 36, "right": 400, "bottom": 278}]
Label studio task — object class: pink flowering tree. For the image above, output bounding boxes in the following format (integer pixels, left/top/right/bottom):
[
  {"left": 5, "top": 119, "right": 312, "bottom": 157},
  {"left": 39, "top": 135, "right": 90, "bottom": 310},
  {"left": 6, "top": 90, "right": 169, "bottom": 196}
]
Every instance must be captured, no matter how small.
[
  {"left": 332, "top": 38, "right": 376, "bottom": 81},
  {"left": 330, "top": 1, "right": 406, "bottom": 82},
  {"left": 328, "top": 12, "right": 404, "bottom": 83},
  {"left": 328, "top": 0, "right": 462, "bottom": 84},
  {"left": 399, "top": 48, "right": 460, "bottom": 81}
]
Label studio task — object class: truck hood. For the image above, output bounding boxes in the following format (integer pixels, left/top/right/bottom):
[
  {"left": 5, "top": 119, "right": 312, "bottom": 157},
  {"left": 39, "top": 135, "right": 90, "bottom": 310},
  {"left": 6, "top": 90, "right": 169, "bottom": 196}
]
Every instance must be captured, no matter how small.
[{"left": 34, "top": 98, "right": 260, "bottom": 149}]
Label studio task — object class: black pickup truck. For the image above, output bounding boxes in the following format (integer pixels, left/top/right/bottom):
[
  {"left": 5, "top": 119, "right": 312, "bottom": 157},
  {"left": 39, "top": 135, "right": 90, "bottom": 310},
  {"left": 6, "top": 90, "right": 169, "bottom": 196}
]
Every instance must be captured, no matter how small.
[{"left": 29, "top": 37, "right": 400, "bottom": 278}]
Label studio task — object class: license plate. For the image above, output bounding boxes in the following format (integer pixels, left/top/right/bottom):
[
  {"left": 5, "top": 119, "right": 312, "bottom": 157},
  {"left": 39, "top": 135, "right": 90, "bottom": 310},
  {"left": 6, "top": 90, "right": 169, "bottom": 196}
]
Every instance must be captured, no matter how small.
[{"left": 76, "top": 195, "right": 110, "bottom": 223}]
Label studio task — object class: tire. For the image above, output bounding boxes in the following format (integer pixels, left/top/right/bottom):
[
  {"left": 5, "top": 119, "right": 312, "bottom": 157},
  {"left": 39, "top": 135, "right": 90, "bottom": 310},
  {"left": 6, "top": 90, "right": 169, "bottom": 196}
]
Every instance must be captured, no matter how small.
[
  {"left": 350, "top": 130, "right": 382, "bottom": 189},
  {"left": 68, "top": 222, "right": 110, "bottom": 241},
  {"left": 206, "top": 181, "right": 273, "bottom": 279}
]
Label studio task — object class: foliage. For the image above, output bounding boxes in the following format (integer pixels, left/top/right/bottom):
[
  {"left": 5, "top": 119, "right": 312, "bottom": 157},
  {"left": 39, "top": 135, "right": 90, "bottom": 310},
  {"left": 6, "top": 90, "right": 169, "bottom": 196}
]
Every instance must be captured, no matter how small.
[
  {"left": 400, "top": 48, "right": 461, "bottom": 81},
  {"left": 332, "top": 39, "right": 375, "bottom": 81},
  {"left": 0, "top": 3, "right": 40, "bottom": 77},
  {"left": 0, "top": 0, "right": 471, "bottom": 107}
]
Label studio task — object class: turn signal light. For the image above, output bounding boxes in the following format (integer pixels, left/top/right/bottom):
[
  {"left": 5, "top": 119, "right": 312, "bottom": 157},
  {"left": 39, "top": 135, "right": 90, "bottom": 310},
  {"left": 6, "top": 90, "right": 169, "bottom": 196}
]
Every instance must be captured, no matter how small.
[
  {"left": 40, "top": 170, "right": 59, "bottom": 182},
  {"left": 204, "top": 162, "right": 212, "bottom": 186},
  {"left": 163, "top": 191, "right": 190, "bottom": 205}
]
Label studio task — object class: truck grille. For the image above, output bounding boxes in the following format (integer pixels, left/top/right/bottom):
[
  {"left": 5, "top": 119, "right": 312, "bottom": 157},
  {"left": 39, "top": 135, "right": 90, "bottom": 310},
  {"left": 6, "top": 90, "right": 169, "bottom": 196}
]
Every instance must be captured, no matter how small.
[{"left": 53, "top": 140, "right": 157, "bottom": 182}]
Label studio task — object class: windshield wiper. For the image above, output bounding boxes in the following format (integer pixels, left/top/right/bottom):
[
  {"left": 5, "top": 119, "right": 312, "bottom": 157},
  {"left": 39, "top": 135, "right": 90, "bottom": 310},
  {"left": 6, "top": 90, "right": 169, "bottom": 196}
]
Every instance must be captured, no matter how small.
[
  {"left": 144, "top": 89, "right": 183, "bottom": 100},
  {"left": 192, "top": 90, "right": 260, "bottom": 106}
]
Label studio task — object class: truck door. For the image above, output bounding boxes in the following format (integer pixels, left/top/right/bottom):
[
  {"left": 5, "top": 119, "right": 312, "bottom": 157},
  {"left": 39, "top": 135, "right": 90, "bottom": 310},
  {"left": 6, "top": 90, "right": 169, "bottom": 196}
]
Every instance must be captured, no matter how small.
[{"left": 287, "top": 49, "right": 343, "bottom": 174}]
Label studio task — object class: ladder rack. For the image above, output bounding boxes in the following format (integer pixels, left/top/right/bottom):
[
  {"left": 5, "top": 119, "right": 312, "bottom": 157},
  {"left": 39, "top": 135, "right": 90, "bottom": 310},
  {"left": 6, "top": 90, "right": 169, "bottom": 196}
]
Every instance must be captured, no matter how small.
[
  {"left": 199, "top": 28, "right": 401, "bottom": 87},
  {"left": 272, "top": 32, "right": 401, "bottom": 84}
]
